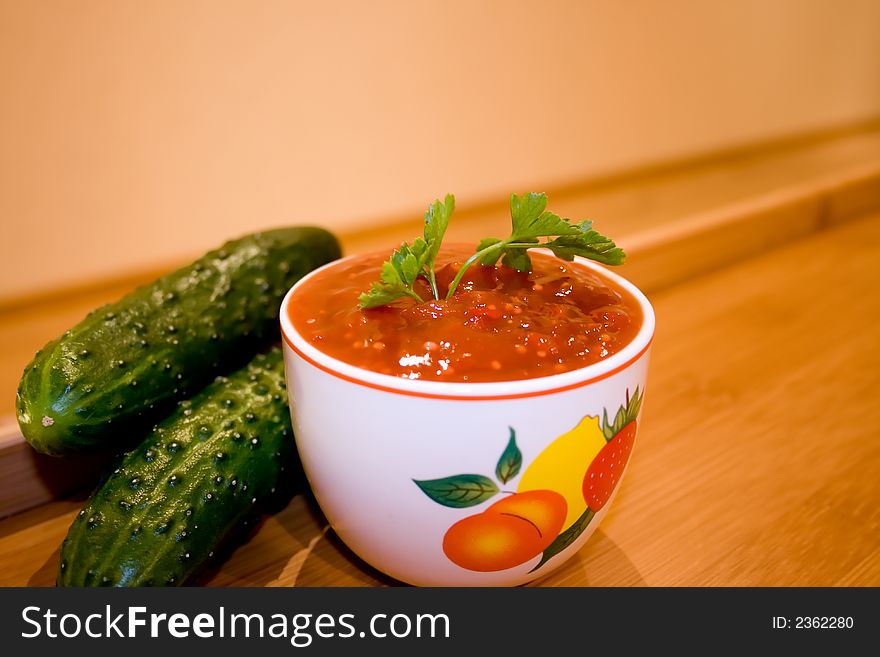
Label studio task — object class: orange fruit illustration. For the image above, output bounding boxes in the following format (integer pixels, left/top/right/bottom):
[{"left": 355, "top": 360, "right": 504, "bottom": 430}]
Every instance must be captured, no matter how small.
[{"left": 442, "top": 490, "right": 566, "bottom": 572}]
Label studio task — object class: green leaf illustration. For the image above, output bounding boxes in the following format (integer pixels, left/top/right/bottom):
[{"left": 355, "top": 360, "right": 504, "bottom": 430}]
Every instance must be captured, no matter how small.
[
  {"left": 413, "top": 474, "right": 500, "bottom": 508},
  {"left": 495, "top": 427, "right": 522, "bottom": 484},
  {"left": 530, "top": 507, "right": 596, "bottom": 572},
  {"left": 602, "top": 386, "right": 644, "bottom": 440}
]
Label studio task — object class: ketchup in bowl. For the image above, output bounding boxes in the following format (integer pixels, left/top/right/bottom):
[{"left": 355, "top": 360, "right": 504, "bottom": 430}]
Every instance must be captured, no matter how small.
[{"left": 288, "top": 244, "right": 642, "bottom": 382}]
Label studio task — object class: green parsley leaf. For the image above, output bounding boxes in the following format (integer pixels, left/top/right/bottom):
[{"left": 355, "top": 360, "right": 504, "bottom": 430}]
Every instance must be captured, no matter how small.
[
  {"left": 357, "top": 258, "right": 423, "bottom": 308},
  {"left": 421, "top": 194, "right": 455, "bottom": 298},
  {"left": 509, "top": 192, "right": 581, "bottom": 240},
  {"left": 424, "top": 195, "right": 454, "bottom": 267},
  {"left": 543, "top": 229, "right": 625, "bottom": 265},
  {"left": 357, "top": 194, "right": 454, "bottom": 308},
  {"left": 445, "top": 192, "right": 625, "bottom": 297}
]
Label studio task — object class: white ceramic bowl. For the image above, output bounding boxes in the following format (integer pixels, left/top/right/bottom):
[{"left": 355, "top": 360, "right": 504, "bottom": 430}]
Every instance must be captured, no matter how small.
[{"left": 279, "top": 255, "right": 654, "bottom": 586}]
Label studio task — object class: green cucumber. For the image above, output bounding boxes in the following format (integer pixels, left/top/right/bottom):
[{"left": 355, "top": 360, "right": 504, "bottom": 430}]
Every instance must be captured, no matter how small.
[
  {"left": 17, "top": 227, "right": 340, "bottom": 456},
  {"left": 58, "top": 347, "right": 296, "bottom": 587}
]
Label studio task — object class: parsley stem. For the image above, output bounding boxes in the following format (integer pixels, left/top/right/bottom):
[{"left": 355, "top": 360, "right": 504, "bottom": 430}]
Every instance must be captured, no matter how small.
[
  {"left": 405, "top": 288, "right": 426, "bottom": 303},
  {"left": 505, "top": 241, "right": 545, "bottom": 248},
  {"left": 425, "top": 268, "right": 440, "bottom": 301},
  {"left": 445, "top": 241, "right": 506, "bottom": 299},
  {"left": 444, "top": 240, "right": 551, "bottom": 299}
]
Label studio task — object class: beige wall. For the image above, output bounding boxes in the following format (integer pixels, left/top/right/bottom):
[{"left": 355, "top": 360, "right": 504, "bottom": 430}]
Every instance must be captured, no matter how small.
[{"left": 2, "top": 0, "right": 880, "bottom": 301}]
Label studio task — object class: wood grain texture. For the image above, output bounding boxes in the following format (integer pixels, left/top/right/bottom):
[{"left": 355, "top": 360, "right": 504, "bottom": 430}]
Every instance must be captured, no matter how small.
[
  {"left": 2, "top": 212, "right": 878, "bottom": 587},
  {"left": 601, "top": 212, "right": 880, "bottom": 586},
  {"left": 825, "top": 168, "right": 880, "bottom": 226}
]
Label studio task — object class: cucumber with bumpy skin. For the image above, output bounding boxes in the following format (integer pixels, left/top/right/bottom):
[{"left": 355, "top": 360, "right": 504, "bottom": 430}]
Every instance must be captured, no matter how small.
[
  {"left": 58, "top": 347, "right": 296, "bottom": 587},
  {"left": 17, "top": 227, "right": 340, "bottom": 456}
]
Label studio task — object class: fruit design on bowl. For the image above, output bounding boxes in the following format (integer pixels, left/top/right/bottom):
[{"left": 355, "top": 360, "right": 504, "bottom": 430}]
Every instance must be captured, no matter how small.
[{"left": 414, "top": 387, "right": 643, "bottom": 574}]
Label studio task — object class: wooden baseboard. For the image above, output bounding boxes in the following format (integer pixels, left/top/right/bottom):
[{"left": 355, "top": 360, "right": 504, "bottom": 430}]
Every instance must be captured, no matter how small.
[{"left": 620, "top": 162, "right": 880, "bottom": 292}]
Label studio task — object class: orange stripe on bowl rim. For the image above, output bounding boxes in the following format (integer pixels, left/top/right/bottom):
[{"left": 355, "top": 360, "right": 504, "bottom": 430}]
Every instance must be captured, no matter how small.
[{"left": 282, "top": 332, "right": 653, "bottom": 401}]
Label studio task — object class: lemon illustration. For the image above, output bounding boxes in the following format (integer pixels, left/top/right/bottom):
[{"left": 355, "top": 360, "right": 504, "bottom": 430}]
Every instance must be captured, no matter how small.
[{"left": 517, "top": 415, "right": 606, "bottom": 530}]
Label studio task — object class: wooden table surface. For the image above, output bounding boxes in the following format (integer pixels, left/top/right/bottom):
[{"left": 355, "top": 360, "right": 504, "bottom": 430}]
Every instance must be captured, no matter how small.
[{"left": 1, "top": 211, "right": 877, "bottom": 587}]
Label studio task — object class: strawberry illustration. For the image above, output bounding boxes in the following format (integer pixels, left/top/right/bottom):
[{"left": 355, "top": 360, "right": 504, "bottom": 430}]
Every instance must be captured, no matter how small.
[{"left": 581, "top": 387, "right": 643, "bottom": 511}]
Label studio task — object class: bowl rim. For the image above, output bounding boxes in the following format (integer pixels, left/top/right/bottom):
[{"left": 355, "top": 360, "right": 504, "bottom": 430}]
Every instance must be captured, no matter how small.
[{"left": 279, "top": 249, "right": 655, "bottom": 400}]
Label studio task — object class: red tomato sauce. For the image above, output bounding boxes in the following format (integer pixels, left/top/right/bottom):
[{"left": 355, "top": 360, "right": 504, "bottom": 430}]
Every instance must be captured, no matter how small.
[{"left": 288, "top": 245, "right": 643, "bottom": 382}]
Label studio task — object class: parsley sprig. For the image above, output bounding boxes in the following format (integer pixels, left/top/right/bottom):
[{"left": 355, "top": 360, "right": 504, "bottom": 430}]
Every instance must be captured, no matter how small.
[
  {"left": 358, "top": 195, "right": 454, "bottom": 308},
  {"left": 358, "top": 192, "right": 625, "bottom": 309}
]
